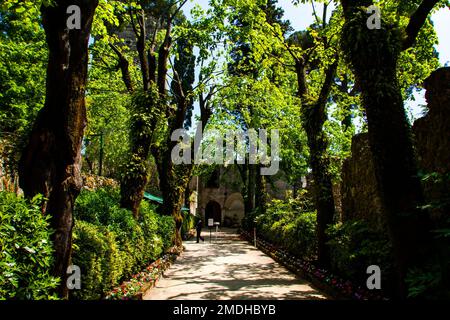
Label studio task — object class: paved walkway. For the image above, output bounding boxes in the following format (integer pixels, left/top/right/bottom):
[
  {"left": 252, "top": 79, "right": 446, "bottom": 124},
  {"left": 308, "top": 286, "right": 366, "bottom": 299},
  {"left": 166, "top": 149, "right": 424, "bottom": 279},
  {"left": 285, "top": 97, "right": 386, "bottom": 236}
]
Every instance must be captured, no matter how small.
[{"left": 144, "top": 229, "right": 327, "bottom": 300}]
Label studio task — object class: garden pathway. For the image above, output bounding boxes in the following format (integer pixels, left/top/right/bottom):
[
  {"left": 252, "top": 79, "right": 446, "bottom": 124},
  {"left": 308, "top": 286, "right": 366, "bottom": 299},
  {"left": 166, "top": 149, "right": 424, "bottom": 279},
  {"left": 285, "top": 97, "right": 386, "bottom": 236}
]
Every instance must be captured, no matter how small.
[{"left": 143, "top": 228, "right": 328, "bottom": 300}]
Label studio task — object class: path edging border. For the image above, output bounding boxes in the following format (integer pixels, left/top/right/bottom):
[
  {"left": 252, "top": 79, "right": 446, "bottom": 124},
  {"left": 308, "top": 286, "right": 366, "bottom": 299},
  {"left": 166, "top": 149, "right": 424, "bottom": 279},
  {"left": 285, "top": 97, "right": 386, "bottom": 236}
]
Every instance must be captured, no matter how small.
[
  {"left": 105, "top": 246, "right": 183, "bottom": 300},
  {"left": 240, "top": 231, "right": 386, "bottom": 301}
]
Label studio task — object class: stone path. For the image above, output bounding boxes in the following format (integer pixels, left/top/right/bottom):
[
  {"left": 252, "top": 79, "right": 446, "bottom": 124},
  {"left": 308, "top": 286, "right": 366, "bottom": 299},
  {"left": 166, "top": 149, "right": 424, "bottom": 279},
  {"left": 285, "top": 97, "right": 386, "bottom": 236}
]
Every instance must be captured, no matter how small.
[{"left": 144, "top": 229, "right": 328, "bottom": 300}]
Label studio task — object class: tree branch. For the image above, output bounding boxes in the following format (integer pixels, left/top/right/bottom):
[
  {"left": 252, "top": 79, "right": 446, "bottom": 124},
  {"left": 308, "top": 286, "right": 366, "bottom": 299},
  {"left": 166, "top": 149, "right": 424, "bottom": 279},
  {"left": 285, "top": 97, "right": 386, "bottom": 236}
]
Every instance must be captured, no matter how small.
[
  {"left": 170, "top": 57, "right": 186, "bottom": 100},
  {"left": 128, "top": 7, "right": 140, "bottom": 39},
  {"left": 316, "top": 57, "right": 339, "bottom": 109},
  {"left": 403, "top": 0, "right": 440, "bottom": 51},
  {"left": 109, "top": 43, "right": 134, "bottom": 93},
  {"left": 169, "top": 0, "right": 189, "bottom": 22},
  {"left": 311, "top": 1, "right": 321, "bottom": 25},
  {"left": 322, "top": 2, "right": 328, "bottom": 29}
]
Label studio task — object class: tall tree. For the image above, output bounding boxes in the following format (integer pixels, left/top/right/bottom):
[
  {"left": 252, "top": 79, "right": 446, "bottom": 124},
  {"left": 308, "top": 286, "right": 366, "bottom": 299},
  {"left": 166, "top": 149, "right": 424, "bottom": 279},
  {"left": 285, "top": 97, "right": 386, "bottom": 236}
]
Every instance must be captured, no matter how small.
[
  {"left": 18, "top": 0, "right": 99, "bottom": 298},
  {"left": 275, "top": 1, "right": 339, "bottom": 267},
  {"left": 153, "top": 10, "right": 224, "bottom": 246},
  {"left": 340, "top": 0, "right": 446, "bottom": 298},
  {"left": 153, "top": 34, "right": 201, "bottom": 247},
  {"left": 226, "top": 0, "right": 291, "bottom": 215},
  {"left": 115, "top": 0, "right": 183, "bottom": 216},
  {"left": 104, "top": 0, "right": 221, "bottom": 245}
]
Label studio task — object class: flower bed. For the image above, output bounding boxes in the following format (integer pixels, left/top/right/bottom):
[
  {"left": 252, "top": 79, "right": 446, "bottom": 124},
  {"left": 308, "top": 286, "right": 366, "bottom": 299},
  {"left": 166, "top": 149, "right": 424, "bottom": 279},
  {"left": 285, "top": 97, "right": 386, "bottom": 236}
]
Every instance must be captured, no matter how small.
[
  {"left": 82, "top": 174, "right": 119, "bottom": 191},
  {"left": 105, "top": 247, "right": 182, "bottom": 300},
  {"left": 241, "top": 231, "right": 386, "bottom": 301}
]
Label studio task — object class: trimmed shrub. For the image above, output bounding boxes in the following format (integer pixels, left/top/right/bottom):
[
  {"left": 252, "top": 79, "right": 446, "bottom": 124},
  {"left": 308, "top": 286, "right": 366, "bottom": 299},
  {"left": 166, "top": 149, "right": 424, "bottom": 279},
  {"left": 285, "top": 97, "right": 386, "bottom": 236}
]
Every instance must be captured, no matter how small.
[
  {"left": 181, "top": 210, "right": 196, "bottom": 240},
  {"left": 0, "top": 192, "right": 59, "bottom": 299},
  {"left": 281, "top": 211, "right": 317, "bottom": 259},
  {"left": 72, "top": 187, "right": 175, "bottom": 300},
  {"left": 405, "top": 217, "right": 450, "bottom": 299},
  {"left": 138, "top": 201, "right": 164, "bottom": 263},
  {"left": 72, "top": 221, "right": 124, "bottom": 300},
  {"left": 248, "top": 199, "right": 318, "bottom": 261},
  {"left": 158, "top": 215, "right": 176, "bottom": 253},
  {"left": 326, "top": 220, "right": 394, "bottom": 293},
  {"left": 74, "top": 187, "right": 123, "bottom": 226}
]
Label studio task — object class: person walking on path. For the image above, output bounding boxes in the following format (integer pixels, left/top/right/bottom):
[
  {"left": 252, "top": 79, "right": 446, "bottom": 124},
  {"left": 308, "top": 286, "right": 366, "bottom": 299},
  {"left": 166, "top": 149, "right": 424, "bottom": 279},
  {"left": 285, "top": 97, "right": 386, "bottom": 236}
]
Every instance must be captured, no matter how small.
[{"left": 196, "top": 219, "right": 205, "bottom": 243}]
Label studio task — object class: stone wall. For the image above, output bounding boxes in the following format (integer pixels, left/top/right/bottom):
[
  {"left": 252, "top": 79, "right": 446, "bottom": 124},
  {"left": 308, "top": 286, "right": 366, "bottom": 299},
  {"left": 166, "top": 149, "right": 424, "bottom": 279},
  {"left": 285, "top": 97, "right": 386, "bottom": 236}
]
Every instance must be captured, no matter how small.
[
  {"left": 340, "top": 133, "right": 385, "bottom": 230},
  {"left": 196, "top": 167, "right": 245, "bottom": 227},
  {"left": 194, "top": 166, "right": 294, "bottom": 227},
  {"left": 340, "top": 67, "right": 450, "bottom": 228},
  {"left": 412, "top": 67, "right": 450, "bottom": 224}
]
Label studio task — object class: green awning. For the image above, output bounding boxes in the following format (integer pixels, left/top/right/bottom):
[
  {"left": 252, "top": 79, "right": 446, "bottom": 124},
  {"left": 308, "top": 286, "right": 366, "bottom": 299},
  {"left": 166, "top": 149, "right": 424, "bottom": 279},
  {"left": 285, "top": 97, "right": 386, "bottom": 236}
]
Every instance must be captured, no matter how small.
[
  {"left": 144, "top": 192, "right": 190, "bottom": 212},
  {"left": 144, "top": 192, "right": 163, "bottom": 204}
]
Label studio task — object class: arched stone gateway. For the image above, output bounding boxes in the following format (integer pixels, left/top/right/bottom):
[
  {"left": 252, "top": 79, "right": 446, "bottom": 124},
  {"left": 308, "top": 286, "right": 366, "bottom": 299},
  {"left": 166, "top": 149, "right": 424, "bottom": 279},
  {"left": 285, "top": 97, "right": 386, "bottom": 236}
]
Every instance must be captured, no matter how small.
[
  {"left": 192, "top": 166, "right": 295, "bottom": 228},
  {"left": 205, "top": 200, "right": 221, "bottom": 224},
  {"left": 223, "top": 192, "right": 245, "bottom": 227}
]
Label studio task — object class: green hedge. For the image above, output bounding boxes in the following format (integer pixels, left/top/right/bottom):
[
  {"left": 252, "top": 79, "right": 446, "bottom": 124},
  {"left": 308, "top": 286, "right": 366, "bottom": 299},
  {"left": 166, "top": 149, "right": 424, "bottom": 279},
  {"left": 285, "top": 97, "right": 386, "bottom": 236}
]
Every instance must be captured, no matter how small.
[
  {"left": 326, "top": 220, "right": 395, "bottom": 293},
  {"left": 72, "top": 187, "right": 175, "bottom": 300},
  {"left": 0, "top": 188, "right": 176, "bottom": 300},
  {"left": 72, "top": 221, "right": 122, "bottom": 299},
  {"left": 181, "top": 210, "right": 197, "bottom": 239},
  {"left": 0, "top": 192, "right": 59, "bottom": 300},
  {"left": 245, "top": 197, "right": 396, "bottom": 293},
  {"left": 244, "top": 199, "right": 318, "bottom": 261},
  {"left": 244, "top": 197, "right": 400, "bottom": 298}
]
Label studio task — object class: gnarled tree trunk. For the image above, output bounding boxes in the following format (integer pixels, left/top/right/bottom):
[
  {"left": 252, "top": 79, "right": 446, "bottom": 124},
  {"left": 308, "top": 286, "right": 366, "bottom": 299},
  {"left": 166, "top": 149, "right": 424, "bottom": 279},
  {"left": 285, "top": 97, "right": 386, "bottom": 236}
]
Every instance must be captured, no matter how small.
[
  {"left": 255, "top": 166, "right": 267, "bottom": 214},
  {"left": 297, "top": 59, "right": 338, "bottom": 268},
  {"left": 158, "top": 158, "right": 190, "bottom": 248},
  {"left": 118, "top": 8, "right": 160, "bottom": 217},
  {"left": 18, "top": 0, "right": 98, "bottom": 298},
  {"left": 341, "top": 0, "right": 436, "bottom": 298}
]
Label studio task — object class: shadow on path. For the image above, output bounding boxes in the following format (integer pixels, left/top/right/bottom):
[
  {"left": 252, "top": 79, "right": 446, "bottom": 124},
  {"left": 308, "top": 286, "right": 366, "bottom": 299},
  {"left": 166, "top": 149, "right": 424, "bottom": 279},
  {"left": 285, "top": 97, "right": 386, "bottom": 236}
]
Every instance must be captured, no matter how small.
[{"left": 144, "top": 228, "right": 327, "bottom": 300}]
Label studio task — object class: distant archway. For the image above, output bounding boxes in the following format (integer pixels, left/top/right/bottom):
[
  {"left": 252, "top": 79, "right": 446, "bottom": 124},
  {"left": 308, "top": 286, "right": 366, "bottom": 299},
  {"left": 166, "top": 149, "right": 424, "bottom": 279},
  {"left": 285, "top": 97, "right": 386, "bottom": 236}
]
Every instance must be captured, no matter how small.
[
  {"left": 223, "top": 193, "right": 245, "bottom": 227},
  {"left": 205, "top": 200, "right": 222, "bottom": 224}
]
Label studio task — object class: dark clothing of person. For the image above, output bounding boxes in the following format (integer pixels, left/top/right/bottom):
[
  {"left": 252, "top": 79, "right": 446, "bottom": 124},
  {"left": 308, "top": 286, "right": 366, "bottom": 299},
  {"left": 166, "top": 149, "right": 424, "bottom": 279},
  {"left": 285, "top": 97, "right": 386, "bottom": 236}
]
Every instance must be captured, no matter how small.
[{"left": 196, "top": 220, "right": 204, "bottom": 243}]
